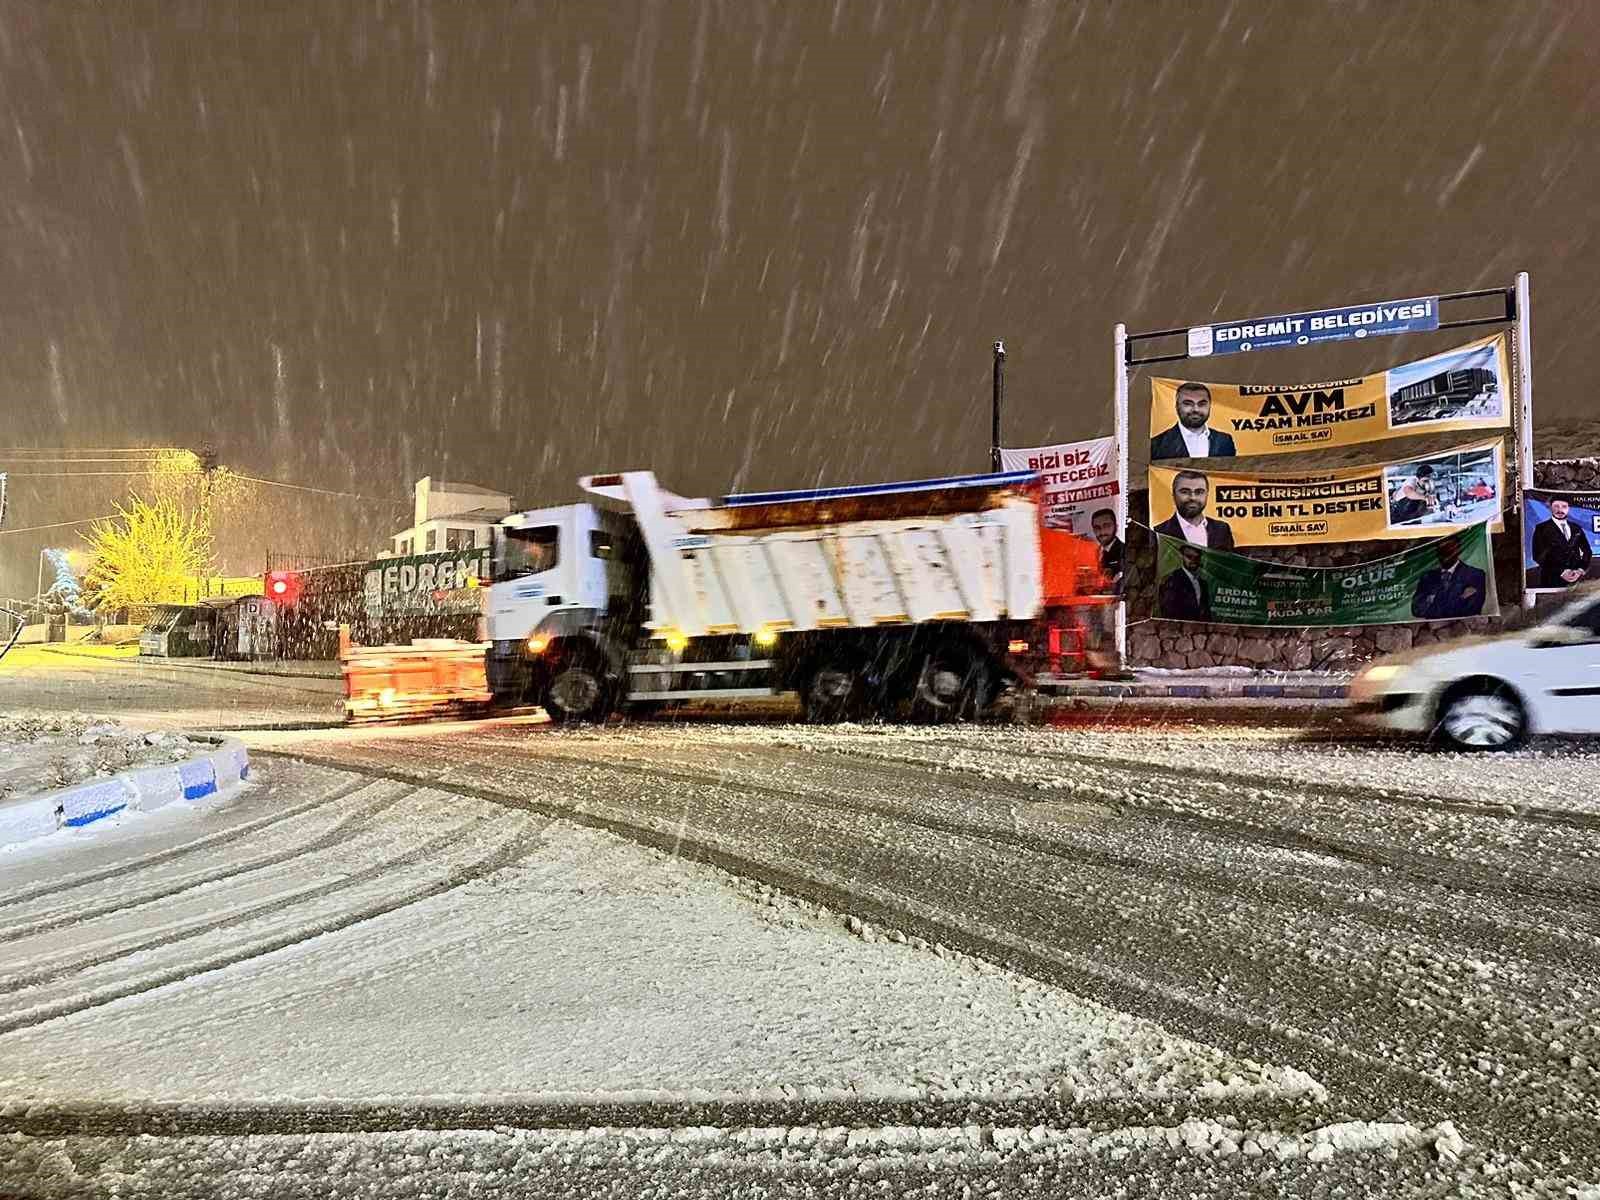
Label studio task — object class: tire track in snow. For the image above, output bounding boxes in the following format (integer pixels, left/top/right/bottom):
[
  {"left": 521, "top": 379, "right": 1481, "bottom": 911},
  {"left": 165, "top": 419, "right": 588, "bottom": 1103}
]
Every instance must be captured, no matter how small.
[
  {"left": 0, "top": 773, "right": 378, "bottom": 914},
  {"left": 926, "top": 731, "right": 1600, "bottom": 835},
  {"left": 244, "top": 742, "right": 1600, "bottom": 1167},
  {"left": 244, "top": 749, "right": 1449, "bottom": 1131},
  {"left": 0, "top": 817, "right": 550, "bottom": 1036},
  {"left": 0, "top": 1092, "right": 1335, "bottom": 1140},
  {"left": 446, "top": 728, "right": 1600, "bottom": 920},
  {"left": 0, "top": 803, "right": 486, "bottom": 994},
  {"left": 0, "top": 782, "right": 417, "bottom": 944}
]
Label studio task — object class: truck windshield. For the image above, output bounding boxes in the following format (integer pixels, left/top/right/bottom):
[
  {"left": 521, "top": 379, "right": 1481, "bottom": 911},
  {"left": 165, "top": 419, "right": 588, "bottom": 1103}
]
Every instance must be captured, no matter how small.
[{"left": 498, "top": 525, "right": 560, "bottom": 580}]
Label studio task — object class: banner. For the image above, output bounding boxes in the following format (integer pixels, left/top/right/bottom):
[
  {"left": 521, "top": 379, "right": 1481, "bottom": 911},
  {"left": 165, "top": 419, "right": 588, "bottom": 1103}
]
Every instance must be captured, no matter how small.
[
  {"left": 1000, "top": 436, "right": 1124, "bottom": 592},
  {"left": 1149, "top": 332, "right": 1510, "bottom": 460},
  {"left": 1154, "top": 522, "right": 1499, "bottom": 626},
  {"left": 362, "top": 547, "right": 490, "bottom": 618},
  {"left": 1523, "top": 490, "right": 1600, "bottom": 593},
  {"left": 998, "top": 436, "right": 1120, "bottom": 535},
  {"left": 1149, "top": 438, "right": 1505, "bottom": 547},
  {"left": 1186, "top": 295, "right": 1438, "bottom": 358}
]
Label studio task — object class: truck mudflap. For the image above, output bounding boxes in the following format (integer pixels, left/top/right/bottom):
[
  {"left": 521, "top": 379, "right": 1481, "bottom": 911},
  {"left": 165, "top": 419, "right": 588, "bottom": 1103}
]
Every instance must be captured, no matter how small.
[{"left": 340, "top": 634, "right": 493, "bottom": 723}]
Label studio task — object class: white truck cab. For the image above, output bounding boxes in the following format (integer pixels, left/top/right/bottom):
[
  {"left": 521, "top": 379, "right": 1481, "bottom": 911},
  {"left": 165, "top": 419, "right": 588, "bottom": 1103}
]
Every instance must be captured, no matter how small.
[{"left": 488, "top": 504, "right": 634, "bottom": 641}]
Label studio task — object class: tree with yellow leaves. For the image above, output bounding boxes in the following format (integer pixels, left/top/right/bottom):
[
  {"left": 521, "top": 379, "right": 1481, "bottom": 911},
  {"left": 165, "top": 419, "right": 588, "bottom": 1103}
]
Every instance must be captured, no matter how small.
[{"left": 81, "top": 498, "right": 210, "bottom": 611}]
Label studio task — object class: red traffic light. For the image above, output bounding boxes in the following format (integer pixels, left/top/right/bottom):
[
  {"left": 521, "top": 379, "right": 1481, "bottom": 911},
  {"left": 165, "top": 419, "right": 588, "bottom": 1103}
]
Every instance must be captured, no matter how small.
[{"left": 265, "top": 571, "right": 302, "bottom": 605}]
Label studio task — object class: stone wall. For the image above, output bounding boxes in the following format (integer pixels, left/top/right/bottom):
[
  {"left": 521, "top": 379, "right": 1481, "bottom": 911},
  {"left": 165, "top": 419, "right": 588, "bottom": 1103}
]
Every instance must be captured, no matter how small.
[
  {"left": 1535, "top": 458, "right": 1600, "bottom": 491},
  {"left": 1122, "top": 457, "right": 1594, "bottom": 671}
]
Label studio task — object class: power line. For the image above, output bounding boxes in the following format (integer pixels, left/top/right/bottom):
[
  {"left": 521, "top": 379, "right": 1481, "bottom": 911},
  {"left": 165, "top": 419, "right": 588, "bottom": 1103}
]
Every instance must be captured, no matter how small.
[
  {"left": 231, "top": 474, "right": 409, "bottom": 505},
  {"left": 0, "top": 446, "right": 178, "bottom": 454},
  {"left": 3, "top": 469, "right": 406, "bottom": 504},
  {"left": 0, "top": 515, "right": 116, "bottom": 536},
  {"left": 0, "top": 457, "right": 180, "bottom": 464}
]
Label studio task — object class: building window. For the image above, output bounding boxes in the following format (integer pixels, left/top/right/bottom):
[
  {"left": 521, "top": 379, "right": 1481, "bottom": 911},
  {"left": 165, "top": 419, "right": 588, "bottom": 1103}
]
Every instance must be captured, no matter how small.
[
  {"left": 398, "top": 538, "right": 412, "bottom": 556},
  {"left": 425, "top": 528, "right": 438, "bottom": 552},
  {"left": 446, "top": 527, "right": 475, "bottom": 551}
]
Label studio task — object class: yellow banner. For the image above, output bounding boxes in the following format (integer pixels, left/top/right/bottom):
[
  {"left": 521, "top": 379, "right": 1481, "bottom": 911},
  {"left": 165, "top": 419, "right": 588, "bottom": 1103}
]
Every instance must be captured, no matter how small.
[
  {"left": 1149, "top": 438, "right": 1506, "bottom": 547},
  {"left": 1149, "top": 333, "right": 1511, "bottom": 461}
]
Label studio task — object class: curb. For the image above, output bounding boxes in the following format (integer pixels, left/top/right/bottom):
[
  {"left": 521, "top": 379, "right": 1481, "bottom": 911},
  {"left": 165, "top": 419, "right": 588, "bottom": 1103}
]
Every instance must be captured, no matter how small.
[
  {"left": 1040, "top": 682, "right": 1350, "bottom": 702},
  {"left": 35, "top": 645, "right": 340, "bottom": 685},
  {"left": 2, "top": 738, "right": 251, "bottom": 848}
]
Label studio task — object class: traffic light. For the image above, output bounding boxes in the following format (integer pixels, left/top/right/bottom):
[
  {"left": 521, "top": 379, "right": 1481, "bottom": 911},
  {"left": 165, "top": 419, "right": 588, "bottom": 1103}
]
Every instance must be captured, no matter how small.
[{"left": 265, "top": 570, "right": 302, "bottom": 606}]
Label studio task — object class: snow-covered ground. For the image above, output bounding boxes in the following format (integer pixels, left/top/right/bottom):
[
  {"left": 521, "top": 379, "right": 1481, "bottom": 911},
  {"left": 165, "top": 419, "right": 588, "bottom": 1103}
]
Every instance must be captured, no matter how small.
[
  {"left": 0, "top": 755, "right": 1483, "bottom": 1196},
  {"left": 0, "top": 712, "right": 201, "bottom": 802},
  {"left": 1, "top": 758, "right": 1312, "bottom": 1107},
  {"left": 5, "top": 666, "right": 1599, "bottom": 1195}
]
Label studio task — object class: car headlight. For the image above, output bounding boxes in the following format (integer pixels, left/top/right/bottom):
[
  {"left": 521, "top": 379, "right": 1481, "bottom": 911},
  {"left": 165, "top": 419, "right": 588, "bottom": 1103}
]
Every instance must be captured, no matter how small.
[{"left": 1360, "top": 664, "right": 1404, "bottom": 684}]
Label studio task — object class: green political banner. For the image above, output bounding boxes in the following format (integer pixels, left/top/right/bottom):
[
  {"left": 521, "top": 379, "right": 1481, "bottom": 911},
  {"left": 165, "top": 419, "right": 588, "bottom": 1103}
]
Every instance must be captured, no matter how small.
[
  {"left": 362, "top": 547, "right": 491, "bottom": 618},
  {"left": 1154, "top": 521, "right": 1497, "bottom": 626}
]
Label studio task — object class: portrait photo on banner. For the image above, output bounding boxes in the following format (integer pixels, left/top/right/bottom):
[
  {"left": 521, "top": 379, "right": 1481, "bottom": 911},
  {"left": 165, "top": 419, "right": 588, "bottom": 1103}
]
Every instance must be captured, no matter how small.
[{"left": 1523, "top": 490, "right": 1600, "bottom": 593}]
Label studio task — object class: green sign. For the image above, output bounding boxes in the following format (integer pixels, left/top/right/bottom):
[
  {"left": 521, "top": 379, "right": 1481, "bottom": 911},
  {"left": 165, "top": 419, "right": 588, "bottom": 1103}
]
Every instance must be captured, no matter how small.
[
  {"left": 1154, "top": 522, "right": 1498, "bottom": 626},
  {"left": 362, "top": 547, "right": 491, "bottom": 617}
]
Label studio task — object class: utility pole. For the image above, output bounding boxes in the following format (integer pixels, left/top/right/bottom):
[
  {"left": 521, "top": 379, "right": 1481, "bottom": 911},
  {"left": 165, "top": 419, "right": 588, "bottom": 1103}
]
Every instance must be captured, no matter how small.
[
  {"left": 990, "top": 341, "right": 1006, "bottom": 472},
  {"left": 197, "top": 444, "right": 219, "bottom": 596}
]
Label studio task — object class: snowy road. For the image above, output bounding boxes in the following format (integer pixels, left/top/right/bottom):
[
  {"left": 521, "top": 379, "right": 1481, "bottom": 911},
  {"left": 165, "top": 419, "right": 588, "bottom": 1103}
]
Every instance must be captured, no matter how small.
[
  {"left": 233, "top": 717, "right": 1600, "bottom": 1181},
  {"left": 3, "top": 663, "right": 1599, "bottom": 1196}
]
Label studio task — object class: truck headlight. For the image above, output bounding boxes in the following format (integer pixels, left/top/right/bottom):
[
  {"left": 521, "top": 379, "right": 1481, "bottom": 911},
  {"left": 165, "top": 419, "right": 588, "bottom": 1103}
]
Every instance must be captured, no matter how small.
[
  {"left": 753, "top": 628, "right": 778, "bottom": 649},
  {"left": 527, "top": 635, "right": 550, "bottom": 655}
]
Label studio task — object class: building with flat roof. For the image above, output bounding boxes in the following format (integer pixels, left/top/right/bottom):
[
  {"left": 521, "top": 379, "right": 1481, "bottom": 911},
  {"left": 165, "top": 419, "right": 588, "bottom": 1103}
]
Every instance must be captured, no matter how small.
[{"left": 389, "top": 477, "right": 513, "bottom": 557}]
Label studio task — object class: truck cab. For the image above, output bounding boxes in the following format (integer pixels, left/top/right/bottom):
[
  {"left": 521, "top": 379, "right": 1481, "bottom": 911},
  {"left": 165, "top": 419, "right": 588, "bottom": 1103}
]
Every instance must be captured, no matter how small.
[{"left": 485, "top": 503, "right": 643, "bottom": 715}]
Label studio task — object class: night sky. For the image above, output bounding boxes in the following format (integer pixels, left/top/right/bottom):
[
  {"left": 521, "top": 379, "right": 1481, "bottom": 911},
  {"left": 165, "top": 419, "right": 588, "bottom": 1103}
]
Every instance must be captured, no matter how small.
[{"left": 2, "top": 1, "right": 1597, "bottom": 592}]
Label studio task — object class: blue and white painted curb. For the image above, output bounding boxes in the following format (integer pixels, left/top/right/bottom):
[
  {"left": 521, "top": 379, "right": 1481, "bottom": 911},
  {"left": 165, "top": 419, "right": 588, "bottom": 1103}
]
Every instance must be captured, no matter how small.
[{"left": 2, "top": 738, "right": 250, "bottom": 848}]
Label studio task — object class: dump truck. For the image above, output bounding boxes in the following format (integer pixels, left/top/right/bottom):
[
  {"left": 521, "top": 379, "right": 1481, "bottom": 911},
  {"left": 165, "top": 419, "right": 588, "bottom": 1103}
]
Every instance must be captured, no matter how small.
[{"left": 482, "top": 469, "right": 1047, "bottom": 723}]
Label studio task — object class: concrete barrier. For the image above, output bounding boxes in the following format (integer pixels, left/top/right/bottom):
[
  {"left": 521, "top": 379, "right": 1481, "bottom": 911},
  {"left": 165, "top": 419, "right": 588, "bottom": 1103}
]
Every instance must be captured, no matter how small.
[{"left": 0, "top": 737, "right": 252, "bottom": 848}]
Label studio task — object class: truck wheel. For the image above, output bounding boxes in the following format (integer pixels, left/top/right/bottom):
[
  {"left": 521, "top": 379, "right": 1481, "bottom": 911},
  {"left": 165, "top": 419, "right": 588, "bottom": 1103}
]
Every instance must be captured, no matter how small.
[
  {"left": 802, "top": 659, "right": 863, "bottom": 724},
  {"left": 911, "top": 645, "right": 991, "bottom": 723},
  {"left": 542, "top": 654, "right": 614, "bottom": 724},
  {"left": 1435, "top": 683, "right": 1526, "bottom": 751}
]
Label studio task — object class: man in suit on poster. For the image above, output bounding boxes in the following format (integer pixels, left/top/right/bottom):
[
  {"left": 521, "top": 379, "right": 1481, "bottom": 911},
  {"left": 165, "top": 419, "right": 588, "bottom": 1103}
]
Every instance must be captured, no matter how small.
[
  {"left": 1159, "top": 543, "right": 1212, "bottom": 621},
  {"left": 1090, "top": 507, "right": 1125, "bottom": 594},
  {"left": 1149, "top": 382, "right": 1238, "bottom": 460},
  {"left": 1153, "top": 470, "right": 1236, "bottom": 550},
  {"left": 1531, "top": 496, "right": 1594, "bottom": 589},
  {"left": 1411, "top": 534, "right": 1488, "bottom": 620}
]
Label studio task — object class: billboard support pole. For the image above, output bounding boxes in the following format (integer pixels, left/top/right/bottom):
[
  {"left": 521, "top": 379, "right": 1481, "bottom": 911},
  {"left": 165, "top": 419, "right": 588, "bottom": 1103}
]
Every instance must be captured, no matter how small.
[
  {"left": 990, "top": 341, "right": 1006, "bottom": 473},
  {"left": 1113, "top": 322, "right": 1129, "bottom": 664},
  {"left": 1514, "top": 271, "right": 1534, "bottom": 610}
]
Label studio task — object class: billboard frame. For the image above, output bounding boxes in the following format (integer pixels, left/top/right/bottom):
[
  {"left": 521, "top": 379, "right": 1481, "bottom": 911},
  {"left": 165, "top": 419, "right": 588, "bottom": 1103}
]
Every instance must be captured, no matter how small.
[{"left": 1112, "top": 276, "right": 1536, "bottom": 653}]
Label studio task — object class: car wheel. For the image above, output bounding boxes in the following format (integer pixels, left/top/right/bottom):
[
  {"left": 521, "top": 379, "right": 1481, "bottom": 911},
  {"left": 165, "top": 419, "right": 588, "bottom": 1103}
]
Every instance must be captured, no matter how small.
[
  {"left": 1435, "top": 684, "right": 1526, "bottom": 751},
  {"left": 910, "top": 644, "right": 992, "bottom": 724},
  {"left": 802, "top": 658, "right": 863, "bottom": 724},
  {"left": 542, "top": 654, "right": 614, "bottom": 724}
]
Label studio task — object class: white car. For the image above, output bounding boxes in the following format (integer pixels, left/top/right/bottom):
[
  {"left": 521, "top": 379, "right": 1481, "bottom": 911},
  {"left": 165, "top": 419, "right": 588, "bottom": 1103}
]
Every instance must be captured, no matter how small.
[{"left": 1349, "top": 587, "right": 1600, "bottom": 749}]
